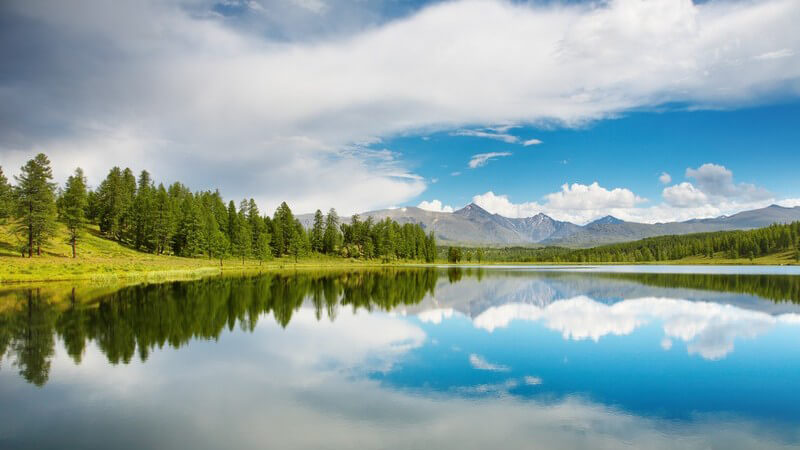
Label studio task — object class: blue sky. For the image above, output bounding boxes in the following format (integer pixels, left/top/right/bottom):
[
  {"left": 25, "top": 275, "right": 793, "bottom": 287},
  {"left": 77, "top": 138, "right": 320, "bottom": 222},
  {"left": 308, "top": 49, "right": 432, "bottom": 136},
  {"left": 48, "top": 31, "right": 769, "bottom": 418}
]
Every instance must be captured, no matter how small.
[
  {"left": 386, "top": 101, "right": 800, "bottom": 222},
  {"left": 1, "top": 0, "right": 799, "bottom": 223}
]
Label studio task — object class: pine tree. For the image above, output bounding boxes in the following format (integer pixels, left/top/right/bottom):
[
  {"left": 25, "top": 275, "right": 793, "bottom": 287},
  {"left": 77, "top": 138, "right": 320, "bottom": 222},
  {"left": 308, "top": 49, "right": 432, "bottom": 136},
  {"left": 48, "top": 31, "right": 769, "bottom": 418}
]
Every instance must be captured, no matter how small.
[
  {"left": 132, "top": 170, "right": 155, "bottom": 251},
  {"left": 272, "top": 202, "right": 295, "bottom": 256},
  {"left": 311, "top": 209, "right": 324, "bottom": 253},
  {"left": 233, "top": 201, "right": 252, "bottom": 264},
  {"left": 152, "top": 184, "right": 173, "bottom": 255},
  {"left": 14, "top": 154, "right": 57, "bottom": 257},
  {"left": 246, "top": 198, "right": 263, "bottom": 254},
  {"left": 0, "top": 166, "right": 12, "bottom": 222},
  {"left": 323, "top": 208, "right": 340, "bottom": 254},
  {"left": 209, "top": 228, "right": 229, "bottom": 267},
  {"left": 288, "top": 225, "right": 303, "bottom": 262},
  {"left": 255, "top": 231, "right": 272, "bottom": 265},
  {"left": 60, "top": 168, "right": 88, "bottom": 258}
]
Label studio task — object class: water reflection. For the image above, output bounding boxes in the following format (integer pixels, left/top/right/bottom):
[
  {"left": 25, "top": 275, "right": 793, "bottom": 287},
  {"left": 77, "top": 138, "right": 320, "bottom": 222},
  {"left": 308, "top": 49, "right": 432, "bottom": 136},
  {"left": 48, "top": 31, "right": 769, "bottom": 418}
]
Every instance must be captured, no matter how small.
[{"left": 1, "top": 267, "right": 800, "bottom": 449}]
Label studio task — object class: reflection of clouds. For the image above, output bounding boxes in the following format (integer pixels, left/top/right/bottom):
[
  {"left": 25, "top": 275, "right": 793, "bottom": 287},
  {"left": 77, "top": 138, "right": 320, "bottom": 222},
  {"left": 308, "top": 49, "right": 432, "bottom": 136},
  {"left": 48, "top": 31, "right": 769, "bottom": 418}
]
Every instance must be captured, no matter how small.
[
  {"left": 262, "top": 309, "right": 426, "bottom": 373},
  {"left": 469, "top": 354, "right": 510, "bottom": 372},
  {"left": 472, "top": 297, "right": 800, "bottom": 360},
  {"left": 6, "top": 310, "right": 798, "bottom": 450},
  {"left": 417, "top": 308, "right": 455, "bottom": 324}
]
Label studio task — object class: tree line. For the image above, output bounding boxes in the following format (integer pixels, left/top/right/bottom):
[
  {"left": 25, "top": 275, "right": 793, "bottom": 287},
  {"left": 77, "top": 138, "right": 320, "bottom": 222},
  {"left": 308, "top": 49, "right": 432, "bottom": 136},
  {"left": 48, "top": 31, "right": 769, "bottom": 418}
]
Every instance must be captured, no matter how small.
[
  {"left": 0, "top": 153, "right": 435, "bottom": 262},
  {"left": 444, "top": 222, "right": 800, "bottom": 263}
]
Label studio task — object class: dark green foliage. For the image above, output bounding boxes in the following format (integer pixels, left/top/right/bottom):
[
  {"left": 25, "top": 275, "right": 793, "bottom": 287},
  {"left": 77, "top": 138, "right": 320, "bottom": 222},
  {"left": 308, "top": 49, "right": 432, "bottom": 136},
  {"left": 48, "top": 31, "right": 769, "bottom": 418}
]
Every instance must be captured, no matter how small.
[
  {"left": 14, "top": 153, "right": 57, "bottom": 257},
  {"left": 132, "top": 170, "right": 155, "bottom": 251},
  {"left": 5, "top": 153, "right": 436, "bottom": 262},
  {"left": 447, "top": 246, "right": 462, "bottom": 263},
  {"left": 152, "top": 184, "right": 173, "bottom": 254},
  {"left": 0, "top": 269, "right": 439, "bottom": 385},
  {"left": 323, "top": 208, "right": 341, "bottom": 254},
  {"left": 336, "top": 215, "right": 432, "bottom": 261},
  {"left": 446, "top": 222, "right": 800, "bottom": 263},
  {"left": 272, "top": 202, "right": 295, "bottom": 256},
  {"left": 311, "top": 209, "right": 324, "bottom": 253},
  {"left": 0, "top": 166, "right": 12, "bottom": 221},
  {"left": 59, "top": 168, "right": 88, "bottom": 258}
]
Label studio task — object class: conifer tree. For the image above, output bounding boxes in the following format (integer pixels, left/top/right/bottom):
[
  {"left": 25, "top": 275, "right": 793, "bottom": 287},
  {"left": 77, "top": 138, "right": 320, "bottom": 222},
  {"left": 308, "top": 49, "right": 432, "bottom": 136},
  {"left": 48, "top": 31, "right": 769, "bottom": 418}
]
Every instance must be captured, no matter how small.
[
  {"left": 132, "top": 170, "right": 155, "bottom": 251},
  {"left": 255, "top": 231, "right": 272, "bottom": 265},
  {"left": 14, "top": 153, "right": 57, "bottom": 257},
  {"left": 0, "top": 166, "right": 12, "bottom": 222},
  {"left": 152, "top": 184, "right": 173, "bottom": 254},
  {"left": 60, "top": 168, "right": 88, "bottom": 258},
  {"left": 311, "top": 209, "right": 324, "bottom": 253},
  {"left": 323, "top": 208, "right": 341, "bottom": 254}
]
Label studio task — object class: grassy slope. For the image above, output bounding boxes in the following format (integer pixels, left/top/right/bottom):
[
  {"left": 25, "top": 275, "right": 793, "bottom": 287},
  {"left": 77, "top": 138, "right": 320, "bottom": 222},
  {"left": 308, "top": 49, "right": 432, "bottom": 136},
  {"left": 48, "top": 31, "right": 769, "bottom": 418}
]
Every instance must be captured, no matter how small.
[{"left": 0, "top": 223, "right": 383, "bottom": 283}]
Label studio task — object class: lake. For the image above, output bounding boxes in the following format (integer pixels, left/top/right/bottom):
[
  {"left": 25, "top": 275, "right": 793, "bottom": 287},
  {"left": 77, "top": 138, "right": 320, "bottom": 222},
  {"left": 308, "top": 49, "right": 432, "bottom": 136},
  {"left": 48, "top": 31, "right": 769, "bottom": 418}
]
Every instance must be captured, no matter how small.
[{"left": 1, "top": 266, "right": 799, "bottom": 449}]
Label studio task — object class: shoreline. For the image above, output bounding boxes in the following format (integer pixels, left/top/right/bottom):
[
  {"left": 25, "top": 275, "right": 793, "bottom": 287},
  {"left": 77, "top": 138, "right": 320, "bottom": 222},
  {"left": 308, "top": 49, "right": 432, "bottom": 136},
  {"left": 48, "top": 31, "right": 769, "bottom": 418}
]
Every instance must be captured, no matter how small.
[{"left": 2, "top": 255, "right": 798, "bottom": 285}]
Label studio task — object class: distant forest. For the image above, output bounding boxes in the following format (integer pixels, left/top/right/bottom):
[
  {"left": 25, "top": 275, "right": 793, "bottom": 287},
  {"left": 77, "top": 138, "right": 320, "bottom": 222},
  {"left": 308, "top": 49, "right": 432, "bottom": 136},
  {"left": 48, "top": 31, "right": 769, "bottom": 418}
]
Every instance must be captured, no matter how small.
[
  {"left": 444, "top": 223, "right": 800, "bottom": 263},
  {"left": 0, "top": 153, "right": 436, "bottom": 262}
]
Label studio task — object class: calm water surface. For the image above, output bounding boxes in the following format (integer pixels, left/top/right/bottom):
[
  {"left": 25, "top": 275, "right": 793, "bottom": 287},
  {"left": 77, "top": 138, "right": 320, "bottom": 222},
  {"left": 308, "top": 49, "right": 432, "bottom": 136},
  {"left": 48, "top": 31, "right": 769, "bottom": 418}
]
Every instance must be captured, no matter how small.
[{"left": 1, "top": 266, "right": 799, "bottom": 449}]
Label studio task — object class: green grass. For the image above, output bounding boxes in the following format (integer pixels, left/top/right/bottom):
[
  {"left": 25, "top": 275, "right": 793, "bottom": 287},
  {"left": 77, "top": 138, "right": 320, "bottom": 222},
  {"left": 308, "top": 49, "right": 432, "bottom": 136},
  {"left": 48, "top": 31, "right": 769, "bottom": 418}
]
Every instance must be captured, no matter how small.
[
  {"left": 0, "top": 223, "right": 388, "bottom": 284},
  {"left": 2, "top": 222, "right": 797, "bottom": 284}
]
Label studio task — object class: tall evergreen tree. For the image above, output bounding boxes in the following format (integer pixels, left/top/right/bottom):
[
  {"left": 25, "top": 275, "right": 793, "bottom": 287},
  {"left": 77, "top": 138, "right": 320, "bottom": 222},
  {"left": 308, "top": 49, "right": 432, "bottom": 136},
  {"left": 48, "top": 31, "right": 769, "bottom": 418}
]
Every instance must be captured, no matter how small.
[
  {"left": 311, "top": 209, "right": 324, "bottom": 253},
  {"left": 96, "top": 167, "right": 124, "bottom": 239},
  {"left": 246, "top": 198, "right": 263, "bottom": 253},
  {"left": 152, "top": 184, "right": 173, "bottom": 255},
  {"left": 60, "top": 168, "right": 88, "bottom": 258},
  {"left": 14, "top": 154, "right": 57, "bottom": 257},
  {"left": 322, "top": 208, "right": 340, "bottom": 255},
  {"left": 272, "top": 202, "right": 295, "bottom": 256},
  {"left": 0, "top": 166, "right": 12, "bottom": 222},
  {"left": 132, "top": 170, "right": 156, "bottom": 251}
]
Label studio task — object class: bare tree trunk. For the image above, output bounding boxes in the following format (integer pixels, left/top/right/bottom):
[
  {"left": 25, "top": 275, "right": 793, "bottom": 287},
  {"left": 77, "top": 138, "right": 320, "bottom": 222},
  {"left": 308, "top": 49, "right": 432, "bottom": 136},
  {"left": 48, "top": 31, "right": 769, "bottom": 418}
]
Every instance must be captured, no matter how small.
[{"left": 72, "top": 238, "right": 76, "bottom": 258}]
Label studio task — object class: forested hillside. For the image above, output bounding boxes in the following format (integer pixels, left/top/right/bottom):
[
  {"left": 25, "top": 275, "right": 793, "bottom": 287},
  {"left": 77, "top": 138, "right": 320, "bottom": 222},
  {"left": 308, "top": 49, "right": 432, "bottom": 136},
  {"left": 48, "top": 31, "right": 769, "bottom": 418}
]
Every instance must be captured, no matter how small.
[
  {"left": 443, "top": 222, "right": 800, "bottom": 264},
  {"left": 0, "top": 153, "right": 435, "bottom": 263}
]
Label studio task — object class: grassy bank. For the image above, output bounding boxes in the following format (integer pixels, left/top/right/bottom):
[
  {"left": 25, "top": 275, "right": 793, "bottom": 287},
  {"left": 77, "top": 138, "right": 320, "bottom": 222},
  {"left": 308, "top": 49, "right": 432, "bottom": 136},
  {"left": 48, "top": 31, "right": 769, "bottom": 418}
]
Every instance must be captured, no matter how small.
[
  {"left": 2, "top": 223, "right": 797, "bottom": 284},
  {"left": 0, "top": 223, "right": 386, "bottom": 284}
]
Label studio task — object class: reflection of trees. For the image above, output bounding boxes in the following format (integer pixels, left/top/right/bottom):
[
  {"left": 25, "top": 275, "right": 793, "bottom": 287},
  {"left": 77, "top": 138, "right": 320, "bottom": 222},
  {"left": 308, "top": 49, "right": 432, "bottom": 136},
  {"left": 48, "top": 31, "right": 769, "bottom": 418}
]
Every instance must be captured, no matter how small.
[
  {"left": 0, "top": 269, "right": 438, "bottom": 386},
  {"left": 3, "top": 268, "right": 798, "bottom": 387},
  {"left": 1, "top": 289, "right": 57, "bottom": 386},
  {"left": 599, "top": 272, "right": 800, "bottom": 304}
]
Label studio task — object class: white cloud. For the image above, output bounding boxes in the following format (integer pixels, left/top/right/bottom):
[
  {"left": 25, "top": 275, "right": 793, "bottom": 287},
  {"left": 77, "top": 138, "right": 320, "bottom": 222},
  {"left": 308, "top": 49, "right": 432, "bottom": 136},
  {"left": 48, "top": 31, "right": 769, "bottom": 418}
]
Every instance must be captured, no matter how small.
[
  {"left": 544, "top": 182, "right": 646, "bottom": 210},
  {"left": 450, "top": 171, "right": 462, "bottom": 177},
  {"left": 469, "top": 353, "right": 510, "bottom": 372},
  {"left": 685, "top": 163, "right": 772, "bottom": 202},
  {"left": 417, "top": 200, "right": 454, "bottom": 213},
  {"left": 3, "top": 0, "right": 800, "bottom": 213},
  {"left": 290, "top": 0, "right": 327, "bottom": 14},
  {"left": 659, "top": 172, "right": 672, "bottom": 184},
  {"left": 472, "top": 191, "right": 545, "bottom": 219},
  {"left": 452, "top": 129, "right": 519, "bottom": 144},
  {"left": 755, "top": 48, "right": 794, "bottom": 60},
  {"left": 522, "top": 139, "right": 543, "bottom": 146},
  {"left": 468, "top": 152, "right": 512, "bottom": 169},
  {"left": 662, "top": 182, "right": 709, "bottom": 207},
  {"left": 471, "top": 163, "right": 784, "bottom": 223}
]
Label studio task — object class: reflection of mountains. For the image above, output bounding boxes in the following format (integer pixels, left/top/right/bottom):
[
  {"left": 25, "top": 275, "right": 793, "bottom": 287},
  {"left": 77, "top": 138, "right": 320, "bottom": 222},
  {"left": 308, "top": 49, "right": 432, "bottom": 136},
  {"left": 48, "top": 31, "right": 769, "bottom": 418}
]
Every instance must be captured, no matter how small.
[
  {"left": 2, "top": 268, "right": 800, "bottom": 386},
  {"left": 412, "top": 270, "right": 800, "bottom": 319}
]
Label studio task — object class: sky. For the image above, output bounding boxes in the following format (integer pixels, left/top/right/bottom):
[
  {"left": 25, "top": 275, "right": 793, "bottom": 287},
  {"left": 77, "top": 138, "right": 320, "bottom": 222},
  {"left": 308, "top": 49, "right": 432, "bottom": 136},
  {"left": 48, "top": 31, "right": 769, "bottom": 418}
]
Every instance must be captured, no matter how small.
[{"left": 0, "top": 0, "right": 799, "bottom": 224}]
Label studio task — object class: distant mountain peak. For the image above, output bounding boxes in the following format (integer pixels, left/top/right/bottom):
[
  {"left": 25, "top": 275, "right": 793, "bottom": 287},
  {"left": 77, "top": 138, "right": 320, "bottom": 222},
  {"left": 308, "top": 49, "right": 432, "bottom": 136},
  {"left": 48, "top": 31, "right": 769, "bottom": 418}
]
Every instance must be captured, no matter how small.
[
  {"left": 588, "top": 215, "right": 624, "bottom": 226},
  {"left": 455, "top": 202, "right": 491, "bottom": 216}
]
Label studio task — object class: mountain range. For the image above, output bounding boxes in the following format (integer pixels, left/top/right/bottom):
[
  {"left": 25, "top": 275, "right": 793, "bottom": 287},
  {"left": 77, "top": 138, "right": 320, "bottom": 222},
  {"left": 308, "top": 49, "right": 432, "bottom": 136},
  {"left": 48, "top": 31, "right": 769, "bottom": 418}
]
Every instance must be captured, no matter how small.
[{"left": 299, "top": 203, "right": 800, "bottom": 248}]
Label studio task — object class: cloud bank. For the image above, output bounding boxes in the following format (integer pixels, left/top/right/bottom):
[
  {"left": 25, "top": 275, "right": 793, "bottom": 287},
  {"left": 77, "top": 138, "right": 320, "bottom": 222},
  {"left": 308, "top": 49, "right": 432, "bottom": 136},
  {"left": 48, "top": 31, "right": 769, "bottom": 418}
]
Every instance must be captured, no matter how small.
[{"left": 1, "top": 0, "right": 800, "bottom": 214}]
